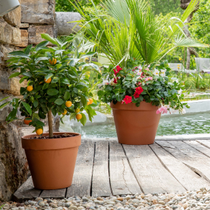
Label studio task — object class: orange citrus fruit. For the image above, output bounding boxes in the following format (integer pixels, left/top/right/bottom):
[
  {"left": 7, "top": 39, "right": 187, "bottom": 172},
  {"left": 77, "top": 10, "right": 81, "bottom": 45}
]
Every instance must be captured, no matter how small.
[
  {"left": 75, "top": 108, "right": 80, "bottom": 113},
  {"left": 65, "top": 101, "right": 72, "bottom": 108},
  {"left": 24, "top": 118, "right": 32, "bottom": 125},
  {"left": 62, "top": 109, "right": 67, "bottom": 115},
  {"left": 27, "top": 86, "right": 33, "bottom": 92},
  {"left": 88, "top": 98, "right": 93, "bottom": 104},
  {"left": 44, "top": 78, "right": 52, "bottom": 83},
  {"left": 36, "top": 128, "right": 43, "bottom": 135},
  {"left": 49, "top": 58, "right": 57, "bottom": 65},
  {"left": 87, "top": 101, "right": 90, "bottom": 105},
  {"left": 76, "top": 114, "right": 82, "bottom": 120}
]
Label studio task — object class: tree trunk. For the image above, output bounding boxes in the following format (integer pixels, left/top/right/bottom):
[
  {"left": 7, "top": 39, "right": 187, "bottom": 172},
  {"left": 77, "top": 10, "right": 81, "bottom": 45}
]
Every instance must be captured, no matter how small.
[{"left": 48, "top": 110, "right": 53, "bottom": 138}]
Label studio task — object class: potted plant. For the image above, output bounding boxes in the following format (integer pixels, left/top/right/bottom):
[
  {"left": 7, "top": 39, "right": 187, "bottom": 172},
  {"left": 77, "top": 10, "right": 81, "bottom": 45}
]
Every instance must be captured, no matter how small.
[
  {"left": 0, "top": 34, "right": 98, "bottom": 189},
  {"left": 73, "top": 0, "right": 207, "bottom": 145}
]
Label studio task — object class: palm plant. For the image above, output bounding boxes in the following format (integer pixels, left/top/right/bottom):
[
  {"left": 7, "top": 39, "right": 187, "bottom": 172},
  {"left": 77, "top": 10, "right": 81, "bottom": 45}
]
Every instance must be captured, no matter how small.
[{"left": 72, "top": 0, "right": 207, "bottom": 67}]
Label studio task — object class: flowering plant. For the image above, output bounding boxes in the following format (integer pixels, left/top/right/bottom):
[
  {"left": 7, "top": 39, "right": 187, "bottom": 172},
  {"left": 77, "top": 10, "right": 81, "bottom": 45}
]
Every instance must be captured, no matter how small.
[{"left": 98, "top": 60, "right": 189, "bottom": 114}]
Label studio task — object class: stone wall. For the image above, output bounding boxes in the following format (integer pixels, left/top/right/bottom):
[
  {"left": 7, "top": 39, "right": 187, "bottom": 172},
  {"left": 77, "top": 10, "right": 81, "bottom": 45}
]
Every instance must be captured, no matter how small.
[{"left": 0, "top": 0, "right": 56, "bottom": 201}]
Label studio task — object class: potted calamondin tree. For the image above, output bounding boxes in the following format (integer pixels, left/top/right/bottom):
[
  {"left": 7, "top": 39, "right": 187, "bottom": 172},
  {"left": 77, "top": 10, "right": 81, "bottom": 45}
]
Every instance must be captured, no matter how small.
[
  {"left": 74, "top": 0, "right": 207, "bottom": 145},
  {"left": 0, "top": 34, "right": 98, "bottom": 189}
]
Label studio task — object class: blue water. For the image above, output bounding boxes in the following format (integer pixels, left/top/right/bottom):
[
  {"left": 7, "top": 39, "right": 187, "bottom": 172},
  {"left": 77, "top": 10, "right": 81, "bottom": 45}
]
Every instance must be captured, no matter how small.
[{"left": 63, "top": 112, "right": 210, "bottom": 138}]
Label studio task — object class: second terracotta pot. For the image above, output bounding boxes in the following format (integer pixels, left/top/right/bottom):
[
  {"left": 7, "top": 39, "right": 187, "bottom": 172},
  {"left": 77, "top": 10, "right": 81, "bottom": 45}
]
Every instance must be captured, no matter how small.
[
  {"left": 22, "top": 132, "right": 81, "bottom": 190},
  {"left": 111, "top": 101, "right": 161, "bottom": 145}
]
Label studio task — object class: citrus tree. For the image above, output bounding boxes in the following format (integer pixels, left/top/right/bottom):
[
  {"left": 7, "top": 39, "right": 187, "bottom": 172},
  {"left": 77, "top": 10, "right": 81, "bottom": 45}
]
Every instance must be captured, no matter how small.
[{"left": 0, "top": 34, "right": 99, "bottom": 138}]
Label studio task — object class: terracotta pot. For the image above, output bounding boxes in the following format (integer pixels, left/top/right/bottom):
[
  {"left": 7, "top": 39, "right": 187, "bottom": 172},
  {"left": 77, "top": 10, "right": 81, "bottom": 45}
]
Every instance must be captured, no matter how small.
[
  {"left": 24, "top": 117, "right": 32, "bottom": 125},
  {"left": 22, "top": 132, "right": 81, "bottom": 190},
  {"left": 110, "top": 101, "right": 161, "bottom": 145}
]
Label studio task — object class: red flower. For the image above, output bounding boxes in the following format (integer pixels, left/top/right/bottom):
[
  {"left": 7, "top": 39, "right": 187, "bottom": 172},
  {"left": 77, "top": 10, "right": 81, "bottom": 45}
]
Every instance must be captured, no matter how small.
[
  {"left": 135, "top": 86, "right": 143, "bottom": 95},
  {"left": 116, "top": 65, "right": 122, "bottom": 71},
  {"left": 113, "top": 66, "right": 122, "bottom": 75},
  {"left": 122, "top": 95, "right": 132, "bottom": 104},
  {"left": 113, "top": 78, "right": 118, "bottom": 84},
  {"left": 134, "top": 92, "right": 140, "bottom": 99}
]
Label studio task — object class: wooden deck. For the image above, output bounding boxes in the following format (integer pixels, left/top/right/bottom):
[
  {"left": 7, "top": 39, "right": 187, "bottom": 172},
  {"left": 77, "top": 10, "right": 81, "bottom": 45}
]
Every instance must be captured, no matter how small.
[{"left": 13, "top": 139, "right": 210, "bottom": 201}]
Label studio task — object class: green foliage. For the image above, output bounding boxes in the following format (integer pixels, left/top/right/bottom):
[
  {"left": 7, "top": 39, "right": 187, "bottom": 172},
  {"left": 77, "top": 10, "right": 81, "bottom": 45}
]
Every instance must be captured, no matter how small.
[
  {"left": 176, "top": 72, "right": 210, "bottom": 90},
  {"left": 74, "top": 0, "right": 206, "bottom": 67},
  {"left": 98, "top": 60, "right": 188, "bottom": 112},
  {"left": 189, "top": 0, "right": 210, "bottom": 58},
  {"left": 0, "top": 34, "right": 100, "bottom": 131},
  {"left": 55, "top": 0, "right": 102, "bottom": 12},
  {"left": 149, "top": 0, "right": 182, "bottom": 15}
]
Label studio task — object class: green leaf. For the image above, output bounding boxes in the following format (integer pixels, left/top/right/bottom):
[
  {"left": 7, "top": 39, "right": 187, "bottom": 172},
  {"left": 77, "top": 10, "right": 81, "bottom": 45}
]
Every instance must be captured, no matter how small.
[
  {"left": 81, "top": 95, "right": 87, "bottom": 106},
  {"left": 80, "top": 113, "right": 87, "bottom": 126},
  {"left": 6, "top": 109, "right": 17, "bottom": 122},
  {"left": 54, "top": 98, "right": 64, "bottom": 105},
  {"left": 45, "top": 73, "right": 54, "bottom": 80},
  {"left": 41, "top": 34, "right": 59, "bottom": 46},
  {"left": 22, "top": 72, "right": 32, "bottom": 77},
  {"left": 47, "top": 89, "right": 59, "bottom": 96},
  {"left": 19, "top": 76, "right": 27, "bottom": 83},
  {"left": 64, "top": 92, "right": 70, "bottom": 100},
  {"left": 24, "top": 45, "right": 32, "bottom": 55},
  {"left": 0, "top": 96, "right": 9, "bottom": 103},
  {"left": 9, "top": 72, "right": 20, "bottom": 78},
  {"left": 61, "top": 78, "right": 70, "bottom": 85},
  {"left": 33, "top": 101, "right": 38, "bottom": 108},
  {"left": 22, "top": 102, "right": 32, "bottom": 116},
  {"left": 36, "top": 41, "right": 49, "bottom": 51},
  {"left": 0, "top": 102, "right": 10, "bottom": 109},
  {"left": 70, "top": 113, "right": 76, "bottom": 120},
  {"left": 8, "top": 51, "right": 29, "bottom": 58}
]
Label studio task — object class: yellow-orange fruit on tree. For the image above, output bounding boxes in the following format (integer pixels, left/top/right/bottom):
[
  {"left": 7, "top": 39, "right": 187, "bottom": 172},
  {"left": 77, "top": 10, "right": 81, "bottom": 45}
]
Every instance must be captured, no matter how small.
[
  {"left": 65, "top": 101, "right": 72, "bottom": 108},
  {"left": 62, "top": 109, "right": 67, "bottom": 115},
  {"left": 49, "top": 58, "right": 57, "bottom": 65},
  {"left": 44, "top": 78, "right": 52, "bottom": 83},
  {"left": 27, "top": 86, "right": 33, "bottom": 92},
  {"left": 75, "top": 108, "right": 80, "bottom": 113},
  {"left": 76, "top": 114, "right": 82, "bottom": 120},
  {"left": 36, "top": 128, "right": 43, "bottom": 135}
]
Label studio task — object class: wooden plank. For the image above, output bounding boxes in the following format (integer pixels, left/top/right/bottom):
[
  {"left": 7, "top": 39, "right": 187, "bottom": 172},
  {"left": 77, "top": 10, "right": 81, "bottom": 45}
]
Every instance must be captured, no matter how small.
[
  {"left": 157, "top": 141, "right": 210, "bottom": 183},
  {"left": 40, "top": 189, "right": 66, "bottom": 199},
  {"left": 123, "top": 145, "right": 185, "bottom": 194},
  {"left": 197, "top": 140, "right": 210, "bottom": 149},
  {"left": 13, "top": 176, "right": 41, "bottom": 202},
  {"left": 185, "top": 141, "right": 210, "bottom": 158},
  {"left": 109, "top": 141, "right": 142, "bottom": 195},
  {"left": 66, "top": 140, "right": 95, "bottom": 197},
  {"left": 92, "top": 141, "right": 112, "bottom": 197},
  {"left": 150, "top": 143, "right": 210, "bottom": 191}
]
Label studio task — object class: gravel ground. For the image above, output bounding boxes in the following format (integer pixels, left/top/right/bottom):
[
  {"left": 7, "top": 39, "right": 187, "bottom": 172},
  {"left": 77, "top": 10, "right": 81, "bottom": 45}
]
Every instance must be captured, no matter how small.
[{"left": 1, "top": 188, "right": 210, "bottom": 210}]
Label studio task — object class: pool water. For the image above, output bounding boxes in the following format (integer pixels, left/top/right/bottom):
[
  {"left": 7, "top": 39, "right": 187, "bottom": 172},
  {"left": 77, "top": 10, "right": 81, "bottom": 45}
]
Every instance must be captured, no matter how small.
[{"left": 61, "top": 112, "right": 210, "bottom": 139}]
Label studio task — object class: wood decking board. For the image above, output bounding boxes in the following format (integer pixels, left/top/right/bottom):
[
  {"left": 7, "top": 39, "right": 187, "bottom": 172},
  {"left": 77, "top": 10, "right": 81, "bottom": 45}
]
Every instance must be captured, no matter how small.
[
  {"left": 185, "top": 141, "right": 210, "bottom": 158},
  {"left": 150, "top": 143, "right": 210, "bottom": 190},
  {"left": 66, "top": 140, "right": 95, "bottom": 198},
  {"left": 157, "top": 141, "right": 210, "bottom": 183},
  {"left": 197, "top": 140, "right": 210, "bottom": 149},
  {"left": 92, "top": 141, "right": 112, "bottom": 197},
  {"left": 109, "top": 141, "right": 142, "bottom": 195},
  {"left": 13, "top": 176, "right": 41, "bottom": 201},
  {"left": 14, "top": 139, "right": 210, "bottom": 201},
  {"left": 123, "top": 144, "right": 185, "bottom": 194}
]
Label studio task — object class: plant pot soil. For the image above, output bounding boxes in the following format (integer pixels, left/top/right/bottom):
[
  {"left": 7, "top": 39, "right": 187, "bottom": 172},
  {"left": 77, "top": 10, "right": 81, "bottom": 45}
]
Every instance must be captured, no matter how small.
[
  {"left": 22, "top": 132, "right": 81, "bottom": 190},
  {"left": 110, "top": 101, "right": 161, "bottom": 145}
]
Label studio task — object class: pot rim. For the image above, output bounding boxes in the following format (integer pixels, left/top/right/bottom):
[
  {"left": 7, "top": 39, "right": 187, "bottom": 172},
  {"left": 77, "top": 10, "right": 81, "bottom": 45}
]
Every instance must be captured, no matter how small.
[
  {"left": 22, "top": 132, "right": 81, "bottom": 150},
  {"left": 110, "top": 101, "right": 160, "bottom": 111}
]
